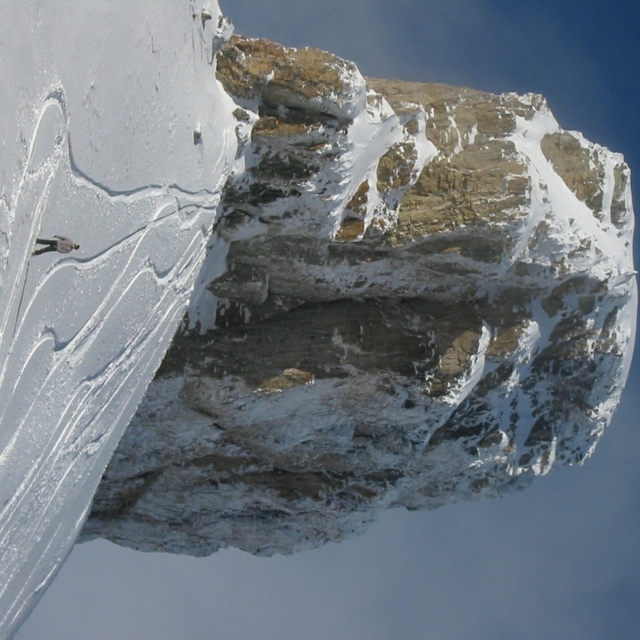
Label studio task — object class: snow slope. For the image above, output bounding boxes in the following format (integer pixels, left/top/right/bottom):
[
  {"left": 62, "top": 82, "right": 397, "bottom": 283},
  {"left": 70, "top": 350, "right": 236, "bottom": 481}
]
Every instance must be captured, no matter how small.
[{"left": 0, "top": 2, "right": 236, "bottom": 637}]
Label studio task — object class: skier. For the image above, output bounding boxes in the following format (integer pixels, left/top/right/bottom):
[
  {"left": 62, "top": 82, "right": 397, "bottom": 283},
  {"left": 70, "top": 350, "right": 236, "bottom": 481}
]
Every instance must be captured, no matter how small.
[{"left": 32, "top": 235, "right": 80, "bottom": 256}]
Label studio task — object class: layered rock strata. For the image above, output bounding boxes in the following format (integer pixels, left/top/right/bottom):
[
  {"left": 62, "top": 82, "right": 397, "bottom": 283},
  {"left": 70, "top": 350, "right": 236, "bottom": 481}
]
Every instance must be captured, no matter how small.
[{"left": 80, "top": 36, "right": 636, "bottom": 557}]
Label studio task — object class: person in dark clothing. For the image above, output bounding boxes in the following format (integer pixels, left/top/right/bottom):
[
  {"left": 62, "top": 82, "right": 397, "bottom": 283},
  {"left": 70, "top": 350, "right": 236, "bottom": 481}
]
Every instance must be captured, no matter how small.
[{"left": 33, "top": 236, "right": 80, "bottom": 256}]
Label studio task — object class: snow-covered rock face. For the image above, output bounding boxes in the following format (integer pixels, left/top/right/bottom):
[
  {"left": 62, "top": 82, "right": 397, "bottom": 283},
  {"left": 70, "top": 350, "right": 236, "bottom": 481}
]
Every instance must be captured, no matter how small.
[
  {"left": 0, "top": 2, "right": 236, "bottom": 637},
  {"left": 81, "top": 36, "right": 636, "bottom": 558}
]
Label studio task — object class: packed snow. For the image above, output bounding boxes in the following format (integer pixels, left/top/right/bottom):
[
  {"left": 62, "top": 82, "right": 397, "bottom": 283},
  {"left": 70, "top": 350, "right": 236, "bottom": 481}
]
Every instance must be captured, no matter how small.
[{"left": 0, "top": 2, "right": 236, "bottom": 637}]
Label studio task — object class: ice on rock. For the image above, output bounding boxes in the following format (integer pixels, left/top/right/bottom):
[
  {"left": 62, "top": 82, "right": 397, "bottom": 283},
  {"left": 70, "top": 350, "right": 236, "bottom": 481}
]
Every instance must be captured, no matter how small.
[{"left": 0, "top": 1, "right": 237, "bottom": 637}]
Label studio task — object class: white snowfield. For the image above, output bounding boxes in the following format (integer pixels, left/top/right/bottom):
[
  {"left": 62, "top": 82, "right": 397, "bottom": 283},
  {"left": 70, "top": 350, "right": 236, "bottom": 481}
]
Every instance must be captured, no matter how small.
[{"left": 0, "top": 2, "right": 236, "bottom": 637}]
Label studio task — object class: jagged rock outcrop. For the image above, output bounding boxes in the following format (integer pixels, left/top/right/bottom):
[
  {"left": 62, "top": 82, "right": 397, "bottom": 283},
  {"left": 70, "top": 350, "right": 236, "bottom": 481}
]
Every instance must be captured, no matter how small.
[{"left": 80, "top": 35, "right": 636, "bottom": 557}]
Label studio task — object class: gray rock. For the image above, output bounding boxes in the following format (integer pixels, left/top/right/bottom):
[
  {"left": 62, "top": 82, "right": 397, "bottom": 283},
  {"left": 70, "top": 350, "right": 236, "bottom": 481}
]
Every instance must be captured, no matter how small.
[{"left": 80, "top": 36, "right": 636, "bottom": 558}]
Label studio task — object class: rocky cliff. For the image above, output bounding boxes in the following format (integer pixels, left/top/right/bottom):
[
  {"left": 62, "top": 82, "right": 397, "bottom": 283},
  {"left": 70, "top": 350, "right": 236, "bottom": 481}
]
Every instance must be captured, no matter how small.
[{"left": 80, "top": 35, "right": 636, "bottom": 557}]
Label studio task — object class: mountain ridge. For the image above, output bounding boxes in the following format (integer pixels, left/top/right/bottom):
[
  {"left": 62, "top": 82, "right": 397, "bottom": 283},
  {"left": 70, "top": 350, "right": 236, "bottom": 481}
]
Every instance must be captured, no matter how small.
[{"left": 80, "top": 34, "right": 636, "bottom": 557}]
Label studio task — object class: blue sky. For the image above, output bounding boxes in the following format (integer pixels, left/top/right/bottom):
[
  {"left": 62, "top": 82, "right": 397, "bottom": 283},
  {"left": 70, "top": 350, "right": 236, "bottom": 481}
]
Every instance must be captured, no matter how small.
[{"left": 17, "top": 1, "right": 640, "bottom": 638}]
